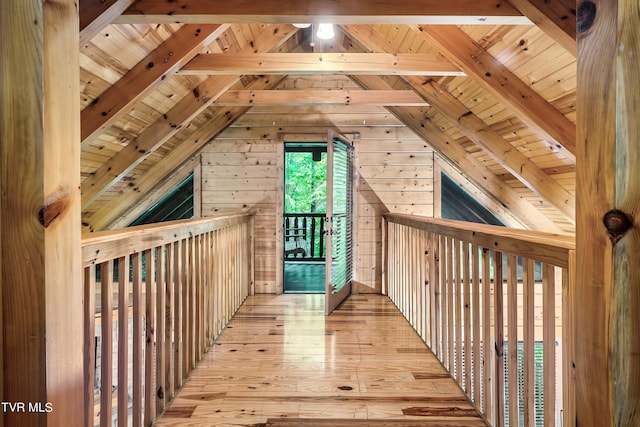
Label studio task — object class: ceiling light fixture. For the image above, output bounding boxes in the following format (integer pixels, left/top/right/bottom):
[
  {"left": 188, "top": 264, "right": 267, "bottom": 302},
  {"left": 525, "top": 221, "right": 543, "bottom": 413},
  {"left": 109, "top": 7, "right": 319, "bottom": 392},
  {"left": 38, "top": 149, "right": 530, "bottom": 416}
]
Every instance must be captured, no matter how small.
[
  {"left": 292, "top": 23, "right": 311, "bottom": 28},
  {"left": 316, "top": 23, "right": 335, "bottom": 40}
]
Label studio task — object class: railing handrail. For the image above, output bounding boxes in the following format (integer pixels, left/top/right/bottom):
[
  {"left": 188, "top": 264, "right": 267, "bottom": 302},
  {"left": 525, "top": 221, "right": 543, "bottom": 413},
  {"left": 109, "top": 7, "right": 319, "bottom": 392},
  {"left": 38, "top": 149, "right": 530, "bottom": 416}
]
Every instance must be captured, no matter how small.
[
  {"left": 384, "top": 213, "right": 575, "bottom": 268},
  {"left": 82, "top": 213, "right": 252, "bottom": 267}
]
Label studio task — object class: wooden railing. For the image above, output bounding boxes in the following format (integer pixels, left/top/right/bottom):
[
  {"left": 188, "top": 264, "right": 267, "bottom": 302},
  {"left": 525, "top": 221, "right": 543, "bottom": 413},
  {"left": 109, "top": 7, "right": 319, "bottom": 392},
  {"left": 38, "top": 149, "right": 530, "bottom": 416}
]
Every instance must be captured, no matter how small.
[
  {"left": 383, "top": 213, "right": 575, "bottom": 427},
  {"left": 82, "top": 213, "right": 254, "bottom": 427}
]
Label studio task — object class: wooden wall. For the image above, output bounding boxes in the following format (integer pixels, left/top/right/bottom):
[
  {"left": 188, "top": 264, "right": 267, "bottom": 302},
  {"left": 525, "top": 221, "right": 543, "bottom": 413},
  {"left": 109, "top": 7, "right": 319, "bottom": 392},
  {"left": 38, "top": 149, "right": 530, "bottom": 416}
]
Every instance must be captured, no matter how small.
[
  {"left": 354, "top": 132, "right": 435, "bottom": 293},
  {"left": 199, "top": 125, "right": 434, "bottom": 294},
  {"left": 199, "top": 139, "right": 279, "bottom": 294}
]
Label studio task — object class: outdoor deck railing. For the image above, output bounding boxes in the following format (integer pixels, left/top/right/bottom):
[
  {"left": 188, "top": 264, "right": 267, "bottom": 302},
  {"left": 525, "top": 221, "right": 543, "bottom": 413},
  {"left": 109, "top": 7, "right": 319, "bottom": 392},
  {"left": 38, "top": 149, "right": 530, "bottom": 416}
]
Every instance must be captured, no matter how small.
[
  {"left": 284, "top": 212, "right": 326, "bottom": 260},
  {"left": 383, "top": 213, "right": 576, "bottom": 427},
  {"left": 81, "top": 213, "right": 254, "bottom": 427}
]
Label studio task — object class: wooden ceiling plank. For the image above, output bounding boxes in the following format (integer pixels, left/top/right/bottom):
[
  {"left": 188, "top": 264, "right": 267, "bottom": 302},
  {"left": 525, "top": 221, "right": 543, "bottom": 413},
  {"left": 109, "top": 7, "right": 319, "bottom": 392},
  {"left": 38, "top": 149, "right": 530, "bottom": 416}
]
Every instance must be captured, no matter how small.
[
  {"left": 178, "top": 53, "right": 464, "bottom": 76},
  {"left": 81, "top": 25, "right": 297, "bottom": 209},
  {"left": 352, "top": 75, "right": 564, "bottom": 232},
  {"left": 415, "top": 25, "right": 576, "bottom": 156},
  {"left": 84, "top": 74, "right": 287, "bottom": 231},
  {"left": 116, "top": 0, "right": 530, "bottom": 25},
  {"left": 213, "top": 90, "right": 427, "bottom": 106},
  {"left": 406, "top": 77, "right": 575, "bottom": 223},
  {"left": 506, "top": 0, "right": 576, "bottom": 56},
  {"left": 81, "top": 23, "right": 228, "bottom": 147},
  {"left": 79, "top": 0, "right": 136, "bottom": 46},
  {"left": 342, "top": 24, "right": 575, "bottom": 222}
]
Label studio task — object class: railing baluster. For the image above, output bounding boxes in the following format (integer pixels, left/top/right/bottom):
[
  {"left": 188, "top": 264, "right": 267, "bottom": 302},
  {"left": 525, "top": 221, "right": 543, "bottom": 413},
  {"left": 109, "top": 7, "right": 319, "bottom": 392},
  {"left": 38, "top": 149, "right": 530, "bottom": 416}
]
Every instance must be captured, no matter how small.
[
  {"left": 494, "top": 251, "right": 505, "bottom": 427},
  {"left": 188, "top": 236, "right": 196, "bottom": 371},
  {"left": 543, "top": 263, "right": 556, "bottom": 427},
  {"left": 118, "top": 255, "right": 130, "bottom": 427},
  {"left": 195, "top": 234, "right": 202, "bottom": 361},
  {"left": 174, "top": 240, "right": 183, "bottom": 389},
  {"left": 471, "top": 244, "right": 481, "bottom": 406},
  {"left": 420, "top": 229, "right": 428, "bottom": 343},
  {"left": 482, "top": 247, "right": 493, "bottom": 424},
  {"left": 432, "top": 233, "right": 441, "bottom": 359},
  {"left": 165, "top": 242, "right": 174, "bottom": 402},
  {"left": 144, "top": 248, "right": 155, "bottom": 427},
  {"left": 446, "top": 236, "right": 454, "bottom": 374},
  {"left": 523, "top": 258, "right": 535, "bottom": 425},
  {"left": 100, "top": 260, "right": 114, "bottom": 427},
  {"left": 156, "top": 245, "right": 166, "bottom": 417},
  {"left": 463, "top": 242, "right": 471, "bottom": 395},
  {"left": 132, "top": 252, "right": 143, "bottom": 427},
  {"left": 454, "top": 238, "right": 462, "bottom": 385},
  {"left": 507, "top": 254, "right": 519, "bottom": 427},
  {"left": 84, "top": 265, "right": 96, "bottom": 427},
  {"left": 563, "top": 251, "right": 576, "bottom": 426}
]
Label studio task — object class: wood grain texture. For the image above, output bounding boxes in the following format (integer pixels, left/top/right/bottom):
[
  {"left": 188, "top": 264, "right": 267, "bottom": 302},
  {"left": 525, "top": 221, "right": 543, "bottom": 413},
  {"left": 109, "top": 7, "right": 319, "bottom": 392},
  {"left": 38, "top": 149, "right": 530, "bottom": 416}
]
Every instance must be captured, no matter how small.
[
  {"left": 79, "top": 0, "right": 136, "bottom": 45},
  {"left": 156, "top": 294, "right": 486, "bottom": 426},
  {"left": 83, "top": 215, "right": 252, "bottom": 426},
  {"left": 385, "top": 214, "right": 574, "bottom": 268},
  {"left": 418, "top": 25, "right": 576, "bottom": 155},
  {"left": 81, "top": 24, "right": 227, "bottom": 146},
  {"left": 506, "top": 0, "right": 577, "bottom": 56},
  {"left": 1, "top": 0, "right": 83, "bottom": 425},
  {"left": 386, "top": 218, "right": 569, "bottom": 425},
  {"left": 117, "top": 0, "right": 528, "bottom": 25},
  {"left": 179, "top": 53, "right": 463, "bottom": 76},
  {"left": 575, "top": 0, "right": 640, "bottom": 425},
  {"left": 80, "top": 24, "right": 296, "bottom": 209}
]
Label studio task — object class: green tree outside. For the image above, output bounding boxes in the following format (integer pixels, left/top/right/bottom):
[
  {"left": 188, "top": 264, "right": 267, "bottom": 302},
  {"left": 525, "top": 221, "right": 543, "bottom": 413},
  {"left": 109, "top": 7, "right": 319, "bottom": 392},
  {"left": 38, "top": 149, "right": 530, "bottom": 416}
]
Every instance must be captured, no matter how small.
[{"left": 284, "top": 151, "right": 327, "bottom": 213}]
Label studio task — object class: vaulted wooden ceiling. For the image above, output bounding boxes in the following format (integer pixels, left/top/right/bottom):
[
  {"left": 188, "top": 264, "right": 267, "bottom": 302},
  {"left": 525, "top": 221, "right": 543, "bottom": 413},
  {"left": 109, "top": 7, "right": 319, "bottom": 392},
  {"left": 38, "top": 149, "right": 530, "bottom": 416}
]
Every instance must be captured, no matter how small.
[{"left": 79, "top": 0, "right": 577, "bottom": 234}]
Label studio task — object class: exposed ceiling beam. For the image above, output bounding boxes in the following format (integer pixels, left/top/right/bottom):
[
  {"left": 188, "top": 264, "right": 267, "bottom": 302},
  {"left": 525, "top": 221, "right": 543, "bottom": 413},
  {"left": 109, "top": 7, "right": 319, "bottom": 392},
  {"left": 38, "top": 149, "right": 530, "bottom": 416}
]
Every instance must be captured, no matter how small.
[
  {"left": 178, "top": 53, "right": 464, "bottom": 76},
  {"left": 81, "top": 24, "right": 297, "bottom": 209},
  {"left": 213, "top": 90, "right": 428, "bottom": 106},
  {"left": 84, "top": 75, "right": 286, "bottom": 231},
  {"left": 506, "top": 0, "right": 576, "bottom": 56},
  {"left": 115, "top": 0, "right": 531, "bottom": 25},
  {"left": 81, "top": 24, "right": 228, "bottom": 147},
  {"left": 414, "top": 25, "right": 577, "bottom": 156},
  {"left": 407, "top": 76, "right": 575, "bottom": 223},
  {"left": 351, "top": 74, "right": 564, "bottom": 233},
  {"left": 80, "top": 0, "right": 136, "bottom": 46},
  {"left": 341, "top": 23, "right": 575, "bottom": 222}
]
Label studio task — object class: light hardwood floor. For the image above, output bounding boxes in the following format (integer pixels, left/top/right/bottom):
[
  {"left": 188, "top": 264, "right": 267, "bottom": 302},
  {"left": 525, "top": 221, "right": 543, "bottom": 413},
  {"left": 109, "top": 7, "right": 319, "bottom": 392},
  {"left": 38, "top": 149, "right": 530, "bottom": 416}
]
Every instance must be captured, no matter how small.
[{"left": 155, "top": 294, "right": 487, "bottom": 426}]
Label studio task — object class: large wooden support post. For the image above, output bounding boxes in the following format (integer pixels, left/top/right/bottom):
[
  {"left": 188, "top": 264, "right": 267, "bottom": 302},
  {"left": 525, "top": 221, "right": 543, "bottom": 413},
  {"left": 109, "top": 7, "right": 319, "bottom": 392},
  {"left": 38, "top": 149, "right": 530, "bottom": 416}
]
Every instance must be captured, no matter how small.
[
  {"left": 0, "top": 1, "right": 83, "bottom": 426},
  {"left": 576, "top": 0, "right": 640, "bottom": 425}
]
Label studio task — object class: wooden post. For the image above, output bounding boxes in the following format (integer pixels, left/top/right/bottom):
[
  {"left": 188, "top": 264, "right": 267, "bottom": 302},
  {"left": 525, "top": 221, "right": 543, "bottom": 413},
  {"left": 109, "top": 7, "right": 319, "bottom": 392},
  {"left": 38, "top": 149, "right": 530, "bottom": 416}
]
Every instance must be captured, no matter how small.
[
  {"left": 0, "top": 0, "right": 83, "bottom": 426},
  {"left": 576, "top": 0, "right": 640, "bottom": 425}
]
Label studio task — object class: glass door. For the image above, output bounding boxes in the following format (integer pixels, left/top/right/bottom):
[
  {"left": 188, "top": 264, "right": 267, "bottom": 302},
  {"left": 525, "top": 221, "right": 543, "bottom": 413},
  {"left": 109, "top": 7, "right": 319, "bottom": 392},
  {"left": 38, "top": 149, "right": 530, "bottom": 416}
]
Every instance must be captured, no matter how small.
[{"left": 325, "top": 130, "right": 354, "bottom": 315}]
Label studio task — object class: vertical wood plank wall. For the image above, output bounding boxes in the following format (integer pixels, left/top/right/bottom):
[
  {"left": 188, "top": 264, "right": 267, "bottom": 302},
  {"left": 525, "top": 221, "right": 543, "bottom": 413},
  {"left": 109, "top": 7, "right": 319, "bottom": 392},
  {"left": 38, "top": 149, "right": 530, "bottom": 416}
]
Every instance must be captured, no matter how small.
[
  {"left": 199, "top": 130, "right": 434, "bottom": 293},
  {"left": 200, "top": 140, "right": 280, "bottom": 293},
  {"left": 355, "top": 136, "right": 434, "bottom": 293}
]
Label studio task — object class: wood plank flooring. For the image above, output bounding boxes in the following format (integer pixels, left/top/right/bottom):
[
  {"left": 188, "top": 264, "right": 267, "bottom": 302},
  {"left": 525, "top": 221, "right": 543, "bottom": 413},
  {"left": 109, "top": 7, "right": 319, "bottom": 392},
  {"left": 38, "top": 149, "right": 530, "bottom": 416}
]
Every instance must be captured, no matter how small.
[{"left": 155, "top": 294, "right": 487, "bottom": 427}]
